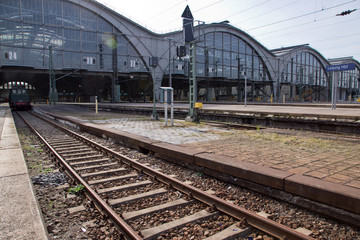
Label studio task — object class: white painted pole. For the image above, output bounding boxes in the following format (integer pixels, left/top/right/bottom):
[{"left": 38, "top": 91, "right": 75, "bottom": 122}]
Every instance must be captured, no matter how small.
[
  {"left": 95, "top": 96, "right": 98, "bottom": 114},
  {"left": 164, "top": 90, "right": 168, "bottom": 126},
  {"left": 171, "top": 89, "right": 174, "bottom": 126}
]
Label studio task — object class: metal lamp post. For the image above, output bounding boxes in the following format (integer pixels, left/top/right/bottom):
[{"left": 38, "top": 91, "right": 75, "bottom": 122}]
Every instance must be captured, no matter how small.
[
  {"left": 241, "top": 70, "right": 247, "bottom": 107},
  {"left": 164, "top": 37, "right": 174, "bottom": 88},
  {"left": 150, "top": 57, "right": 159, "bottom": 120}
]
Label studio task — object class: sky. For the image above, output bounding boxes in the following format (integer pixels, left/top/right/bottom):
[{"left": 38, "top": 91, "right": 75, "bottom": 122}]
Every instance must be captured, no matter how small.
[{"left": 96, "top": 0, "right": 360, "bottom": 62}]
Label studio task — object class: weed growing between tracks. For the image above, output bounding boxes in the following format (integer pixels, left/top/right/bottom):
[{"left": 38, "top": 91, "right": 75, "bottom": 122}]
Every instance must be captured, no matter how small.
[{"left": 14, "top": 116, "right": 123, "bottom": 240}]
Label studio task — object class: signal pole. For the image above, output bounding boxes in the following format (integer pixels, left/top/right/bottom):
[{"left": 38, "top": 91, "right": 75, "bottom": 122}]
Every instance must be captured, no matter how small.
[
  {"left": 48, "top": 46, "right": 58, "bottom": 105},
  {"left": 186, "top": 41, "right": 198, "bottom": 122}
]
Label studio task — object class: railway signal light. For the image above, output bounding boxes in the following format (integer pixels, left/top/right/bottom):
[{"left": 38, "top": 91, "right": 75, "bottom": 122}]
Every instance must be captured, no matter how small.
[{"left": 177, "top": 46, "right": 186, "bottom": 57}]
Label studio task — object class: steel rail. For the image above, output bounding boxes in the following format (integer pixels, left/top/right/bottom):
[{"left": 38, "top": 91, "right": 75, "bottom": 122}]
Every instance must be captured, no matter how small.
[
  {"left": 31, "top": 111, "right": 314, "bottom": 240},
  {"left": 17, "top": 112, "right": 142, "bottom": 240}
]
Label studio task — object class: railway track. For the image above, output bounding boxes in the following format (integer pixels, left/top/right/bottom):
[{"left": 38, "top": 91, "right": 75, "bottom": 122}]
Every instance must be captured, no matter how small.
[{"left": 18, "top": 111, "right": 314, "bottom": 240}]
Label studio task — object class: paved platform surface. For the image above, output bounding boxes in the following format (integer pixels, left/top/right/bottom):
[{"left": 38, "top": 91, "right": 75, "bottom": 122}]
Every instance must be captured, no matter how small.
[
  {"left": 36, "top": 104, "right": 360, "bottom": 190},
  {"left": 0, "top": 104, "right": 48, "bottom": 240}
]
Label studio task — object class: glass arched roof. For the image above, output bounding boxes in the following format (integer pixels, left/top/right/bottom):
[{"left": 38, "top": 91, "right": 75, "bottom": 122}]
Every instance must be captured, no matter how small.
[{"left": 0, "top": 0, "right": 146, "bottom": 73}]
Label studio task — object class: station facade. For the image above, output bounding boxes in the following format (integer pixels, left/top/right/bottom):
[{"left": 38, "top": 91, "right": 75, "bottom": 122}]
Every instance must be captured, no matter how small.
[{"left": 0, "top": 0, "right": 359, "bottom": 103}]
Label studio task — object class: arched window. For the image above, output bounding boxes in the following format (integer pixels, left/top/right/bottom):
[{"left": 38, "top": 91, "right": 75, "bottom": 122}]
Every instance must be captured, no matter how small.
[
  {"left": 282, "top": 53, "right": 327, "bottom": 86},
  {"left": 0, "top": 0, "right": 146, "bottom": 72},
  {"left": 194, "top": 32, "right": 271, "bottom": 82}
]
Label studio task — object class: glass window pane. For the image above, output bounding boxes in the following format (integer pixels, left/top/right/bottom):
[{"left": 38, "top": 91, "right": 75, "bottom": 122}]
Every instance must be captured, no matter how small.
[
  {"left": 223, "top": 34, "right": 230, "bottom": 51},
  {"left": 98, "top": 18, "right": 112, "bottom": 33},
  {"left": 64, "top": 29, "right": 80, "bottom": 50},
  {"left": 205, "top": 33, "right": 214, "bottom": 47},
  {"left": 63, "top": 2, "right": 80, "bottom": 28},
  {"left": 82, "top": 31, "right": 97, "bottom": 52},
  {"left": 0, "top": 0, "right": 21, "bottom": 19},
  {"left": 23, "top": 24, "right": 43, "bottom": 48},
  {"left": 81, "top": 8, "right": 96, "bottom": 30},
  {"left": 64, "top": 51, "right": 80, "bottom": 68},
  {"left": 214, "top": 32, "right": 222, "bottom": 50},
  {"left": 196, "top": 47, "right": 205, "bottom": 63},
  {"left": 44, "top": 0, "right": 62, "bottom": 26},
  {"left": 0, "top": 20, "right": 23, "bottom": 46},
  {"left": 21, "top": 0, "right": 43, "bottom": 23},
  {"left": 231, "top": 35, "right": 238, "bottom": 52},
  {"left": 43, "top": 26, "right": 63, "bottom": 49},
  {"left": 239, "top": 39, "right": 245, "bottom": 54}
]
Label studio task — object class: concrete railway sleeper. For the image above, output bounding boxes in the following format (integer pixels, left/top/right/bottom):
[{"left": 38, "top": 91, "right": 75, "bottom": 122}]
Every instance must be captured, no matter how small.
[{"left": 16, "top": 111, "right": 314, "bottom": 240}]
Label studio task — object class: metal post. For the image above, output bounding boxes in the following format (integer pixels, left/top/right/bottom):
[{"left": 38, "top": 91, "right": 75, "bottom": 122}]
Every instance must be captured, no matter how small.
[
  {"left": 49, "top": 45, "right": 53, "bottom": 105},
  {"left": 111, "top": 35, "right": 118, "bottom": 103},
  {"left": 237, "top": 56, "right": 241, "bottom": 102},
  {"left": 186, "top": 42, "right": 198, "bottom": 122},
  {"left": 95, "top": 96, "right": 98, "bottom": 114},
  {"left": 151, "top": 67, "right": 158, "bottom": 120},
  {"left": 164, "top": 89, "right": 168, "bottom": 126},
  {"left": 331, "top": 72, "right": 338, "bottom": 110},
  {"left": 171, "top": 88, "right": 174, "bottom": 126},
  {"left": 168, "top": 40, "right": 172, "bottom": 88},
  {"left": 48, "top": 46, "right": 58, "bottom": 105},
  {"left": 244, "top": 71, "right": 247, "bottom": 107}
]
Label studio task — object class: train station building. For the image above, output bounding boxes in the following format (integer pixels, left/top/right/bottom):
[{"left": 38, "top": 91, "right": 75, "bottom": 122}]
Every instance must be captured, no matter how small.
[{"left": 0, "top": 0, "right": 359, "bottom": 103}]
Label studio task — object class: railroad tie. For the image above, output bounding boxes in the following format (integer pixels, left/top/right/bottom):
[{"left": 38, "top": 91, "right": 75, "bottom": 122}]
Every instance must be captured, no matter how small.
[
  {"left": 97, "top": 180, "right": 153, "bottom": 194},
  {"left": 122, "top": 198, "right": 191, "bottom": 221},
  {"left": 140, "top": 210, "right": 217, "bottom": 240},
  {"left": 203, "top": 223, "right": 251, "bottom": 240},
  {"left": 80, "top": 167, "right": 127, "bottom": 178},
  {"left": 87, "top": 173, "right": 139, "bottom": 185},
  {"left": 108, "top": 188, "right": 168, "bottom": 206}
]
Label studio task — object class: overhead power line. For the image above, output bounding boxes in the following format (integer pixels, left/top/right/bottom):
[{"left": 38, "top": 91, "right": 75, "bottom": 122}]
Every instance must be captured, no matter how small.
[
  {"left": 194, "top": 0, "right": 225, "bottom": 13},
  {"left": 258, "top": 16, "right": 358, "bottom": 41},
  {"left": 246, "top": 0, "right": 357, "bottom": 31},
  {"left": 241, "top": 0, "right": 301, "bottom": 24},
  {"left": 221, "top": 0, "right": 271, "bottom": 20},
  {"left": 159, "top": 0, "right": 225, "bottom": 28},
  {"left": 144, "top": 0, "right": 185, "bottom": 22}
]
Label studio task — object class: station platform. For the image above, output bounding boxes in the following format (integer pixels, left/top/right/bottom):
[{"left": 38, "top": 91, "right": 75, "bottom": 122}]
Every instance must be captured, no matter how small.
[
  {"left": 65, "top": 101, "right": 360, "bottom": 119},
  {"left": 0, "top": 103, "right": 48, "bottom": 240},
  {"left": 36, "top": 103, "right": 360, "bottom": 222}
]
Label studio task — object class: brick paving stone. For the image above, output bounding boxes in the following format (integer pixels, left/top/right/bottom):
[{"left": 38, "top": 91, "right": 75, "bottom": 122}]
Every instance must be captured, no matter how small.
[
  {"left": 322, "top": 177, "right": 347, "bottom": 184},
  {"left": 326, "top": 162, "right": 353, "bottom": 172},
  {"left": 271, "top": 164, "right": 291, "bottom": 171},
  {"left": 315, "top": 153, "right": 338, "bottom": 159},
  {"left": 232, "top": 156, "right": 249, "bottom": 161},
  {"left": 291, "top": 158, "right": 314, "bottom": 165},
  {"left": 304, "top": 171, "right": 329, "bottom": 179},
  {"left": 264, "top": 159, "right": 284, "bottom": 165},
  {"left": 344, "top": 160, "right": 360, "bottom": 165},
  {"left": 329, "top": 173, "right": 355, "bottom": 182},
  {"left": 347, "top": 168, "right": 360, "bottom": 175},
  {"left": 307, "top": 161, "right": 330, "bottom": 167},
  {"left": 345, "top": 179, "right": 360, "bottom": 189},
  {"left": 285, "top": 162, "right": 309, "bottom": 169},
  {"left": 315, "top": 167, "right": 341, "bottom": 175},
  {"left": 288, "top": 166, "right": 312, "bottom": 175}
]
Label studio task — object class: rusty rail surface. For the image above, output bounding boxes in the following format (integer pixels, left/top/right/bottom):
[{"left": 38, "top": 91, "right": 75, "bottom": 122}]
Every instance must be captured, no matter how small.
[
  {"left": 18, "top": 112, "right": 142, "bottom": 240},
  {"left": 27, "top": 111, "right": 314, "bottom": 240}
]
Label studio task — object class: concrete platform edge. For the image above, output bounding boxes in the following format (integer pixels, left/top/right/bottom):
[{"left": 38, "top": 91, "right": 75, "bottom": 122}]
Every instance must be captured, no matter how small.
[
  {"left": 42, "top": 110, "right": 360, "bottom": 215},
  {"left": 0, "top": 107, "right": 48, "bottom": 240}
]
